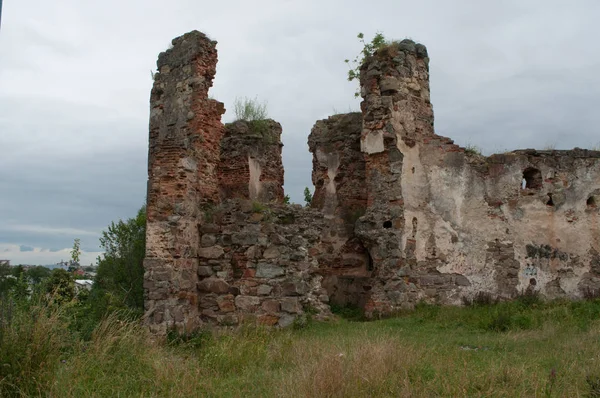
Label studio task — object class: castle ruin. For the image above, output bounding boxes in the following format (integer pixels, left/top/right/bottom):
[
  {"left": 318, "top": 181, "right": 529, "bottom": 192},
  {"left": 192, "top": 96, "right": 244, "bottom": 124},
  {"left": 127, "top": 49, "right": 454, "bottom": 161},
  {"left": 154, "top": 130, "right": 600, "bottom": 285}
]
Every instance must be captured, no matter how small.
[{"left": 143, "top": 30, "right": 600, "bottom": 333}]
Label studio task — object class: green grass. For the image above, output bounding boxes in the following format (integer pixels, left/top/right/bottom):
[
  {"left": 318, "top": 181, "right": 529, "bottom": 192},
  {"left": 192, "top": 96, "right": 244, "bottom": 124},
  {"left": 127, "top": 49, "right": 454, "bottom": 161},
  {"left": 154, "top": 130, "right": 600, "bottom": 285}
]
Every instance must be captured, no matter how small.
[{"left": 5, "top": 298, "right": 600, "bottom": 396}]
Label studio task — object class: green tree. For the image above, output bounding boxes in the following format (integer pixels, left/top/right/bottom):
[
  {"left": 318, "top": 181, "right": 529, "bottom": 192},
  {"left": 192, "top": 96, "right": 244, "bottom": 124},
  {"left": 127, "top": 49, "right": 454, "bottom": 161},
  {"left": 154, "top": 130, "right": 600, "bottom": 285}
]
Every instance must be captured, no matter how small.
[
  {"left": 0, "top": 262, "right": 16, "bottom": 295},
  {"left": 304, "top": 187, "right": 313, "bottom": 206},
  {"left": 93, "top": 205, "right": 146, "bottom": 312},
  {"left": 25, "top": 266, "right": 51, "bottom": 285},
  {"left": 71, "top": 238, "right": 81, "bottom": 267},
  {"left": 11, "top": 265, "right": 24, "bottom": 278},
  {"left": 45, "top": 268, "right": 75, "bottom": 304}
]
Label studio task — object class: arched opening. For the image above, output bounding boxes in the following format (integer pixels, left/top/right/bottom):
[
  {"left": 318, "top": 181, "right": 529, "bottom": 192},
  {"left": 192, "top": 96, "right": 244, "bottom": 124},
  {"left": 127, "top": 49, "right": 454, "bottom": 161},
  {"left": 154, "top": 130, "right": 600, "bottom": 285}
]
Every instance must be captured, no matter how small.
[
  {"left": 522, "top": 167, "right": 542, "bottom": 190},
  {"left": 546, "top": 193, "right": 554, "bottom": 207},
  {"left": 383, "top": 220, "right": 392, "bottom": 229},
  {"left": 588, "top": 196, "right": 597, "bottom": 208}
]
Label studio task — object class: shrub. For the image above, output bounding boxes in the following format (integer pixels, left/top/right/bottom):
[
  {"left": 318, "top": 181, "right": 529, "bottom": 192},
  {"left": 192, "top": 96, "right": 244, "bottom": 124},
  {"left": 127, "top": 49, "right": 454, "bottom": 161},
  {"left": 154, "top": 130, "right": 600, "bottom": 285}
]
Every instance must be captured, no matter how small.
[
  {"left": 303, "top": 187, "right": 313, "bottom": 206},
  {"left": 345, "top": 32, "right": 387, "bottom": 97},
  {"left": 233, "top": 96, "right": 268, "bottom": 122}
]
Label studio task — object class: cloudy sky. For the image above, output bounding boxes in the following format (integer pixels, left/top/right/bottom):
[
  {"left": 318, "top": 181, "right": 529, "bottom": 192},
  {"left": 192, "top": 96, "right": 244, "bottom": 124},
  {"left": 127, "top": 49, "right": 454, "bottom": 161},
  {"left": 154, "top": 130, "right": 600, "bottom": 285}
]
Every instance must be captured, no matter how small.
[{"left": 1, "top": 0, "right": 599, "bottom": 265}]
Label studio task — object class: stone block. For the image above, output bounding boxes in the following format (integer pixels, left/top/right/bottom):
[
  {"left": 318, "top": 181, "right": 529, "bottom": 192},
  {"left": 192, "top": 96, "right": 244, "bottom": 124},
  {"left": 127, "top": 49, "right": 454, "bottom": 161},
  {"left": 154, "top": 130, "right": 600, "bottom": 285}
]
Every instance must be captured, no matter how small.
[
  {"left": 235, "top": 295, "right": 260, "bottom": 311},
  {"left": 198, "top": 246, "right": 224, "bottom": 259},
  {"left": 281, "top": 298, "right": 302, "bottom": 314},
  {"left": 256, "top": 263, "right": 285, "bottom": 278},
  {"left": 198, "top": 277, "right": 230, "bottom": 294}
]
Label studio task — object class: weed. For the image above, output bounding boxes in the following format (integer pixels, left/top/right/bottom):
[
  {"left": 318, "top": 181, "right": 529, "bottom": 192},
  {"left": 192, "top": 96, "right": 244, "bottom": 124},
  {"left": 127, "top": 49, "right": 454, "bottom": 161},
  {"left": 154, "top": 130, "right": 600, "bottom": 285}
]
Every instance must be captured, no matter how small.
[
  {"left": 587, "top": 374, "right": 600, "bottom": 397},
  {"left": 251, "top": 201, "right": 266, "bottom": 213},
  {"left": 233, "top": 96, "right": 268, "bottom": 122},
  {"left": 465, "top": 143, "right": 483, "bottom": 156},
  {"left": 583, "top": 287, "right": 600, "bottom": 300},
  {"left": 515, "top": 289, "right": 542, "bottom": 308},
  {"left": 462, "top": 291, "right": 497, "bottom": 307}
]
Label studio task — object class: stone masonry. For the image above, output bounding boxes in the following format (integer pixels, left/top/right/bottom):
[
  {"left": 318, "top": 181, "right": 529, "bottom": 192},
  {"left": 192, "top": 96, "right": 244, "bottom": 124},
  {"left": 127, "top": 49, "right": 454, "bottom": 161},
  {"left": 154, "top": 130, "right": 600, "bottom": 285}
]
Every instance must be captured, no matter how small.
[{"left": 144, "top": 31, "right": 600, "bottom": 333}]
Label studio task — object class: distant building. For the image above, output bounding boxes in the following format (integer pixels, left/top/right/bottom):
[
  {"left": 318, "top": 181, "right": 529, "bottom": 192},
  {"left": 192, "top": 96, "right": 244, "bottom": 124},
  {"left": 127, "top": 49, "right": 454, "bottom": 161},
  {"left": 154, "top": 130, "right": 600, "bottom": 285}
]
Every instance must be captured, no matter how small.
[
  {"left": 74, "top": 279, "right": 94, "bottom": 291},
  {"left": 0, "top": 260, "right": 10, "bottom": 267}
]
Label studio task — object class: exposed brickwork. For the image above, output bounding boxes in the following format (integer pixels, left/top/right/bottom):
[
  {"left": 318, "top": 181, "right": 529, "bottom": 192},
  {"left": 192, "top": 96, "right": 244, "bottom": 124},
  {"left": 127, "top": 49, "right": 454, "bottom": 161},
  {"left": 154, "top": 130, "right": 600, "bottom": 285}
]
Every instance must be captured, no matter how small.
[
  {"left": 144, "top": 30, "right": 600, "bottom": 333},
  {"left": 144, "top": 31, "right": 225, "bottom": 333},
  {"left": 218, "top": 120, "right": 284, "bottom": 203}
]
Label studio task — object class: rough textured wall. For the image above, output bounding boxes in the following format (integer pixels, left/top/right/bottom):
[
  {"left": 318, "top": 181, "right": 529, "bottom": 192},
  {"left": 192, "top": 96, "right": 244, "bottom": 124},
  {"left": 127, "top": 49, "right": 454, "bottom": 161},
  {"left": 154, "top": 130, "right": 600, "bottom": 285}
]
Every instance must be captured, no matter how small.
[
  {"left": 308, "top": 113, "right": 371, "bottom": 308},
  {"left": 144, "top": 31, "right": 225, "bottom": 334},
  {"left": 355, "top": 39, "right": 600, "bottom": 314},
  {"left": 144, "top": 30, "right": 600, "bottom": 333},
  {"left": 196, "top": 200, "right": 331, "bottom": 326},
  {"left": 218, "top": 120, "right": 284, "bottom": 203}
]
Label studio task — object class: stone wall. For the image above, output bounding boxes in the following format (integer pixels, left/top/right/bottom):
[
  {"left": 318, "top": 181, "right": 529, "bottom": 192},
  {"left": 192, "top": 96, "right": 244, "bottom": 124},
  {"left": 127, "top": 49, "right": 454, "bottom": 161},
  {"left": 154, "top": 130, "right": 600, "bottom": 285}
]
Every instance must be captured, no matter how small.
[
  {"left": 144, "top": 30, "right": 600, "bottom": 333},
  {"left": 353, "top": 40, "right": 600, "bottom": 313},
  {"left": 196, "top": 200, "right": 330, "bottom": 327}
]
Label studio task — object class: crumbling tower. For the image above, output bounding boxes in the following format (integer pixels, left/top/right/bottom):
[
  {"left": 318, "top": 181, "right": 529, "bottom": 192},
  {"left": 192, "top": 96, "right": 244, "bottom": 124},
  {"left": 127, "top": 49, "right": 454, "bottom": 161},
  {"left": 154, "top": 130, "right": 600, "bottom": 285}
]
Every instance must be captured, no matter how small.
[
  {"left": 354, "top": 41, "right": 434, "bottom": 315},
  {"left": 144, "top": 31, "right": 225, "bottom": 333}
]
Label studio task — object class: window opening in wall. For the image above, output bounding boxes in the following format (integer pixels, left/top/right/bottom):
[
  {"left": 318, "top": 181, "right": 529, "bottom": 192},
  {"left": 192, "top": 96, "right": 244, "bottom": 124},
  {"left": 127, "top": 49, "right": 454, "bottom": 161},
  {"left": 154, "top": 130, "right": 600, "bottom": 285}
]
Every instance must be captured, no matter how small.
[
  {"left": 367, "top": 252, "right": 374, "bottom": 271},
  {"left": 588, "top": 196, "right": 597, "bottom": 208},
  {"left": 383, "top": 220, "right": 393, "bottom": 229},
  {"left": 546, "top": 193, "right": 554, "bottom": 207},
  {"left": 522, "top": 167, "right": 542, "bottom": 190}
]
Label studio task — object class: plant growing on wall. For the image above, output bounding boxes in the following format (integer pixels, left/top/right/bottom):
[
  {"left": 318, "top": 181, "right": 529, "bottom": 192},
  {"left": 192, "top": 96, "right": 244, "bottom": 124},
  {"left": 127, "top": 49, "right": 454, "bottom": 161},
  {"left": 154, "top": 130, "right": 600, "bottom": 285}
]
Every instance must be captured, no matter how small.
[
  {"left": 233, "top": 96, "right": 268, "bottom": 121},
  {"left": 233, "top": 96, "right": 271, "bottom": 137},
  {"left": 345, "top": 32, "right": 387, "bottom": 98}
]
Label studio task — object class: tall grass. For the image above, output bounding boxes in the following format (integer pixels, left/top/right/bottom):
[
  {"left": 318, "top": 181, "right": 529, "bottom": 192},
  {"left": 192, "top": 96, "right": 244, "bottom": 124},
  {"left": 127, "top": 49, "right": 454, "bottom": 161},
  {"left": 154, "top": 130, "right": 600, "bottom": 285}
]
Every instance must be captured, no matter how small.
[
  {"left": 0, "top": 296, "right": 69, "bottom": 397},
  {"left": 5, "top": 297, "right": 600, "bottom": 396}
]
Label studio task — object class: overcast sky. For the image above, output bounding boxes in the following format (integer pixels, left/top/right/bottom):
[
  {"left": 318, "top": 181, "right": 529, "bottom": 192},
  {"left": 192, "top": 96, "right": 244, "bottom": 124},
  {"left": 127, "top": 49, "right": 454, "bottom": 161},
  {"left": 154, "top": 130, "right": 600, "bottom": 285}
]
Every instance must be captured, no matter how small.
[{"left": 1, "top": 0, "right": 599, "bottom": 265}]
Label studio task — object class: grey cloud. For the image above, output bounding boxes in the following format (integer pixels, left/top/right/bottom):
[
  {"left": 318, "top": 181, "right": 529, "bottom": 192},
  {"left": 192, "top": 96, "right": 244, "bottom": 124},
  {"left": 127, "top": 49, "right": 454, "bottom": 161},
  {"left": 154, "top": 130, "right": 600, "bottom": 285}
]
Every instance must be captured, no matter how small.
[
  {"left": 19, "top": 245, "right": 34, "bottom": 252},
  {"left": 1, "top": 0, "right": 600, "bottom": 263}
]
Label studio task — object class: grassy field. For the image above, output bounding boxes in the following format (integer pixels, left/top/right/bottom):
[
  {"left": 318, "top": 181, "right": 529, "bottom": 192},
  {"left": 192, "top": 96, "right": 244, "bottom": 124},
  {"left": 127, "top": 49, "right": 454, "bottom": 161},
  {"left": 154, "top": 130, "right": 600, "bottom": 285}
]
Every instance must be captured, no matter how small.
[{"left": 4, "top": 297, "right": 600, "bottom": 397}]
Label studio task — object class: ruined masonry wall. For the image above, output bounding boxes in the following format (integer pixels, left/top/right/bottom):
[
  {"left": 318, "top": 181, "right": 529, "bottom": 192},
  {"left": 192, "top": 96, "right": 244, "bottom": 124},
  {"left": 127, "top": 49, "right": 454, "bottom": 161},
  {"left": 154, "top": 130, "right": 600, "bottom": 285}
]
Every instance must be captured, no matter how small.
[
  {"left": 354, "top": 40, "right": 600, "bottom": 313},
  {"left": 144, "top": 30, "right": 600, "bottom": 333},
  {"left": 144, "top": 31, "right": 225, "bottom": 333}
]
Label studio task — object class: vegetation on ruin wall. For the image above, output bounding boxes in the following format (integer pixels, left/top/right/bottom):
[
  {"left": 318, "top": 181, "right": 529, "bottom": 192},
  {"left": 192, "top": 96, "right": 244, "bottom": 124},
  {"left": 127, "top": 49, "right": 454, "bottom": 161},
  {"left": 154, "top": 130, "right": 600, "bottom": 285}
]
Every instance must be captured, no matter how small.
[
  {"left": 345, "top": 32, "right": 387, "bottom": 98},
  {"left": 5, "top": 296, "right": 600, "bottom": 396},
  {"left": 232, "top": 96, "right": 276, "bottom": 142}
]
